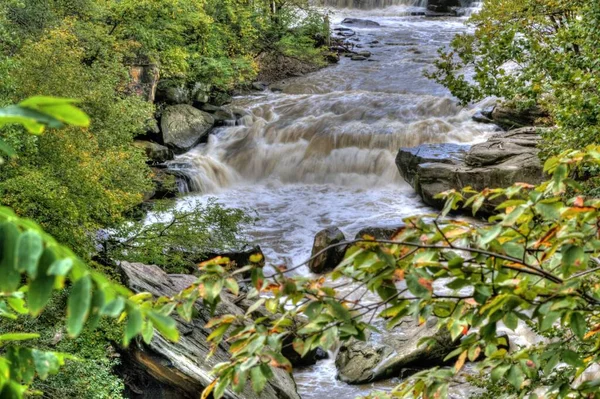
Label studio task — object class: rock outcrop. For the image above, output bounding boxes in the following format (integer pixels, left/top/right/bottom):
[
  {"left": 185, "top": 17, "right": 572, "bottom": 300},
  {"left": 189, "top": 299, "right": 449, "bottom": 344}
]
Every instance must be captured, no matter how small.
[
  {"left": 119, "top": 261, "right": 301, "bottom": 399},
  {"left": 396, "top": 128, "right": 545, "bottom": 212},
  {"left": 308, "top": 227, "right": 346, "bottom": 274},
  {"left": 490, "top": 104, "right": 549, "bottom": 130},
  {"left": 134, "top": 140, "right": 174, "bottom": 164},
  {"left": 335, "top": 318, "right": 456, "bottom": 384},
  {"left": 160, "top": 105, "right": 215, "bottom": 153}
]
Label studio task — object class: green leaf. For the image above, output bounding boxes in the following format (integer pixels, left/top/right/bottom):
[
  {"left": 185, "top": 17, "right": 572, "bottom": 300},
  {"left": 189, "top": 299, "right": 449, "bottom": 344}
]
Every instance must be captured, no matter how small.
[
  {"left": 47, "top": 258, "right": 74, "bottom": 276},
  {"left": 406, "top": 273, "right": 432, "bottom": 298},
  {"left": 224, "top": 278, "right": 239, "bottom": 296},
  {"left": 539, "top": 310, "right": 561, "bottom": 332},
  {"left": 326, "top": 299, "right": 352, "bottom": 322},
  {"left": 15, "top": 231, "right": 43, "bottom": 277},
  {"left": 124, "top": 304, "right": 143, "bottom": 346},
  {"left": 304, "top": 301, "right": 323, "bottom": 320},
  {"left": 0, "top": 222, "right": 21, "bottom": 293},
  {"left": 506, "top": 364, "right": 524, "bottom": 389},
  {"left": 67, "top": 275, "right": 92, "bottom": 337},
  {"left": 562, "top": 349, "right": 584, "bottom": 367},
  {"left": 0, "top": 333, "right": 40, "bottom": 342},
  {"left": 503, "top": 312, "right": 518, "bottom": 331},
  {"left": 490, "top": 364, "right": 511, "bottom": 383},
  {"left": 250, "top": 366, "right": 267, "bottom": 393},
  {"left": 102, "top": 297, "right": 125, "bottom": 318},
  {"left": 570, "top": 312, "right": 586, "bottom": 341},
  {"left": 147, "top": 311, "right": 179, "bottom": 342},
  {"left": 479, "top": 224, "right": 502, "bottom": 246},
  {"left": 28, "top": 248, "right": 58, "bottom": 316}
]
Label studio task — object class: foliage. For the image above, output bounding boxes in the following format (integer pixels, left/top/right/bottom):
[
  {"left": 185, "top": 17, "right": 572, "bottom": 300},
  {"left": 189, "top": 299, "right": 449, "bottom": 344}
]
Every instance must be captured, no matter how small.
[
  {"left": 427, "top": 0, "right": 600, "bottom": 154},
  {"left": 182, "top": 145, "right": 600, "bottom": 398},
  {"left": 0, "top": 100, "right": 178, "bottom": 399},
  {"left": 104, "top": 199, "right": 254, "bottom": 273}
]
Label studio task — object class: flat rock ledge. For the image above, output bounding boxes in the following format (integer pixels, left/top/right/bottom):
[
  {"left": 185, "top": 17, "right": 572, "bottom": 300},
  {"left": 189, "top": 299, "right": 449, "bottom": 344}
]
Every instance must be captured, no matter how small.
[
  {"left": 335, "top": 318, "right": 456, "bottom": 384},
  {"left": 119, "top": 261, "right": 300, "bottom": 399},
  {"left": 395, "top": 127, "right": 546, "bottom": 213}
]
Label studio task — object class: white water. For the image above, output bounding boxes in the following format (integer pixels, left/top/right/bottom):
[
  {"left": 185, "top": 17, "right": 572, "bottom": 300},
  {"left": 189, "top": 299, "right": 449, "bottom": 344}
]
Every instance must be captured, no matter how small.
[{"left": 167, "top": 2, "right": 499, "bottom": 397}]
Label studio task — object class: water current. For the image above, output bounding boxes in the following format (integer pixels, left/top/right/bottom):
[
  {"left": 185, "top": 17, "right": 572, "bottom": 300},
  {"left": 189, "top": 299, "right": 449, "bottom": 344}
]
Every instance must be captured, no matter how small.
[{"left": 167, "top": 1, "right": 499, "bottom": 397}]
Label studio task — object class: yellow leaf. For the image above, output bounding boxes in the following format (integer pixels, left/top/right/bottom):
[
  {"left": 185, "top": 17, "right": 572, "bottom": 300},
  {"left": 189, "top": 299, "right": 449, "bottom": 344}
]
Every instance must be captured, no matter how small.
[{"left": 455, "top": 350, "right": 468, "bottom": 372}]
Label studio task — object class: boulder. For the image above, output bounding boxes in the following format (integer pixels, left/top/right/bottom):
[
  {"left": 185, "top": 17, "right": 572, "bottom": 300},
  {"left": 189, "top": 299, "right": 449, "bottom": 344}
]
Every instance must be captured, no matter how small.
[
  {"left": 156, "top": 80, "right": 191, "bottom": 105},
  {"left": 427, "top": 0, "right": 461, "bottom": 12},
  {"left": 491, "top": 104, "right": 549, "bottom": 130},
  {"left": 354, "top": 226, "right": 403, "bottom": 240},
  {"left": 191, "top": 82, "right": 212, "bottom": 104},
  {"left": 335, "top": 318, "right": 457, "bottom": 384},
  {"left": 341, "top": 18, "right": 380, "bottom": 27},
  {"left": 395, "top": 143, "right": 470, "bottom": 188},
  {"left": 119, "top": 261, "right": 301, "bottom": 399},
  {"left": 308, "top": 227, "right": 346, "bottom": 274},
  {"left": 472, "top": 106, "right": 495, "bottom": 124},
  {"left": 251, "top": 81, "right": 268, "bottom": 91},
  {"left": 396, "top": 128, "right": 545, "bottom": 212},
  {"left": 160, "top": 105, "right": 215, "bottom": 152},
  {"left": 134, "top": 140, "right": 174, "bottom": 163},
  {"left": 351, "top": 55, "right": 367, "bottom": 61},
  {"left": 128, "top": 62, "right": 160, "bottom": 102},
  {"left": 147, "top": 168, "right": 179, "bottom": 200}
]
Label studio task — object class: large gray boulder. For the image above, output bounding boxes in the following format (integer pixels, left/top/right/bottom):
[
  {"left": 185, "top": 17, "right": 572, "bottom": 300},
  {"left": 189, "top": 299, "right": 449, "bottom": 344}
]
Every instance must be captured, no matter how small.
[
  {"left": 335, "top": 318, "right": 456, "bottom": 384},
  {"left": 160, "top": 105, "right": 214, "bottom": 153},
  {"left": 396, "top": 128, "right": 545, "bottom": 213},
  {"left": 490, "top": 104, "right": 549, "bottom": 130},
  {"left": 308, "top": 227, "right": 346, "bottom": 274},
  {"left": 119, "top": 261, "right": 301, "bottom": 399}
]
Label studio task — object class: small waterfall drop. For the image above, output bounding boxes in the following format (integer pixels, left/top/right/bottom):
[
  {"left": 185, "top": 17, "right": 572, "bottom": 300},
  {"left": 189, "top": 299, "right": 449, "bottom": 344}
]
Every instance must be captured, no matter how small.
[{"left": 316, "top": 0, "right": 426, "bottom": 9}]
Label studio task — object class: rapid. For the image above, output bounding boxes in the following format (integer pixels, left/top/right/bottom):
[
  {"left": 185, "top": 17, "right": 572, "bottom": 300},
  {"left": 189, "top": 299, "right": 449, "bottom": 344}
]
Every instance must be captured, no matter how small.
[{"left": 167, "top": 0, "right": 495, "bottom": 397}]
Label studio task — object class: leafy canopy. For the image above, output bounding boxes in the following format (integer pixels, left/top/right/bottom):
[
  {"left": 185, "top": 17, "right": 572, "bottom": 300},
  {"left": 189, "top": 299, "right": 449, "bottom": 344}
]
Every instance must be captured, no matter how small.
[
  {"left": 427, "top": 0, "right": 600, "bottom": 155},
  {"left": 0, "top": 99, "right": 179, "bottom": 399}
]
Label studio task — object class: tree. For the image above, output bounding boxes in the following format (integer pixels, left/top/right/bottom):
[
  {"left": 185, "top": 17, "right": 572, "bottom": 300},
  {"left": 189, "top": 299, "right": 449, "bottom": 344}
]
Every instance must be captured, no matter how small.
[
  {"left": 190, "top": 145, "right": 600, "bottom": 398},
  {"left": 427, "top": 0, "right": 600, "bottom": 155},
  {"left": 0, "top": 97, "right": 178, "bottom": 398}
]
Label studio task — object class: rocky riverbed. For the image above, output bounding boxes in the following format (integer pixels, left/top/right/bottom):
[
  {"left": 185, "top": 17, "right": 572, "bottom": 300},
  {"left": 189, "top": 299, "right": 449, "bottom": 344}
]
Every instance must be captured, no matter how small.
[{"left": 122, "top": 1, "right": 550, "bottom": 398}]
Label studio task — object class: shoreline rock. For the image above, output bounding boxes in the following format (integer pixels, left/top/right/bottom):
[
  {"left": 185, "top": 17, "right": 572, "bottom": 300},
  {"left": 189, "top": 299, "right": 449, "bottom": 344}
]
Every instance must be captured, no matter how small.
[
  {"left": 308, "top": 227, "right": 347, "bottom": 274},
  {"left": 119, "top": 261, "right": 301, "bottom": 399},
  {"left": 396, "top": 128, "right": 545, "bottom": 213},
  {"left": 335, "top": 318, "right": 457, "bottom": 384},
  {"left": 160, "top": 105, "right": 215, "bottom": 153}
]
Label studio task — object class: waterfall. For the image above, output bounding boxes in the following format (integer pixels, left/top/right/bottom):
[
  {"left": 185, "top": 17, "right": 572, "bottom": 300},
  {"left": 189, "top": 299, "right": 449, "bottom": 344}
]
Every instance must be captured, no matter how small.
[{"left": 315, "top": 0, "right": 427, "bottom": 9}]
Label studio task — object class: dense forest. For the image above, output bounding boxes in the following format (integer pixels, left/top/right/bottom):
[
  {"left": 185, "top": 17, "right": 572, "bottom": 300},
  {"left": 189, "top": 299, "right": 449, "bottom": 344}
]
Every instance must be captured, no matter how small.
[{"left": 2, "top": 0, "right": 600, "bottom": 398}]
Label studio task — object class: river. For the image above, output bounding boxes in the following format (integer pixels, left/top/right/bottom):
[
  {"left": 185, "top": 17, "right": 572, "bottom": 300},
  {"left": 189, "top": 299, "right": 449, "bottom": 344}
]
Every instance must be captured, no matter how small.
[{"left": 168, "top": 1, "right": 496, "bottom": 397}]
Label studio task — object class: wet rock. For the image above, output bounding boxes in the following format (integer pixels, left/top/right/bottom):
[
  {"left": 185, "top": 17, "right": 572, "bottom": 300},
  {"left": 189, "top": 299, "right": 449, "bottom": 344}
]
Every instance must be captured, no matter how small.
[
  {"left": 198, "top": 246, "right": 266, "bottom": 276},
  {"left": 156, "top": 80, "right": 191, "bottom": 105},
  {"left": 354, "top": 226, "right": 403, "bottom": 240},
  {"left": 191, "top": 82, "right": 212, "bottom": 105},
  {"left": 395, "top": 143, "right": 470, "bottom": 188},
  {"left": 341, "top": 18, "right": 380, "bottom": 27},
  {"left": 119, "top": 261, "right": 301, "bottom": 399},
  {"left": 335, "top": 318, "right": 457, "bottom": 384},
  {"left": 209, "top": 91, "right": 233, "bottom": 107},
  {"left": 160, "top": 105, "right": 215, "bottom": 153},
  {"left": 472, "top": 106, "right": 495, "bottom": 124},
  {"left": 427, "top": 0, "right": 461, "bottom": 13},
  {"left": 396, "top": 128, "right": 546, "bottom": 213},
  {"left": 308, "top": 227, "right": 346, "bottom": 274},
  {"left": 491, "top": 104, "right": 550, "bottom": 130},
  {"left": 351, "top": 55, "right": 368, "bottom": 61},
  {"left": 147, "top": 168, "right": 179, "bottom": 200},
  {"left": 134, "top": 140, "right": 174, "bottom": 163},
  {"left": 270, "top": 84, "right": 285, "bottom": 93},
  {"left": 357, "top": 51, "right": 372, "bottom": 58},
  {"left": 251, "top": 81, "right": 268, "bottom": 91}
]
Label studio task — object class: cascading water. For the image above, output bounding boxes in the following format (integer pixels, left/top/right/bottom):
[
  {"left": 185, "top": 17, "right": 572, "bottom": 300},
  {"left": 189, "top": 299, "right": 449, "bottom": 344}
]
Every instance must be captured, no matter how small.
[
  {"left": 316, "top": 0, "right": 427, "bottom": 9},
  {"left": 167, "top": 2, "right": 494, "bottom": 398}
]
